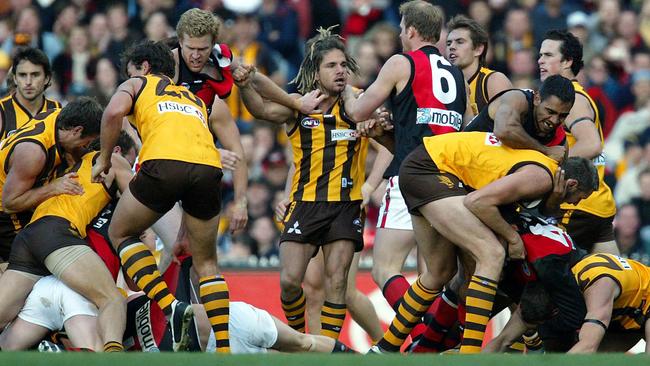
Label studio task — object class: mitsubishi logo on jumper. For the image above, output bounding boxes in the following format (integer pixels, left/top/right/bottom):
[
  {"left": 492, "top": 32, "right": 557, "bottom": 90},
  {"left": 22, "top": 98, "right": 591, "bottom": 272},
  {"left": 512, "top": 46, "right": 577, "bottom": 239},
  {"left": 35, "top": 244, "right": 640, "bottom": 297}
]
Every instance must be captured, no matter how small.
[{"left": 288, "top": 221, "right": 302, "bottom": 234}]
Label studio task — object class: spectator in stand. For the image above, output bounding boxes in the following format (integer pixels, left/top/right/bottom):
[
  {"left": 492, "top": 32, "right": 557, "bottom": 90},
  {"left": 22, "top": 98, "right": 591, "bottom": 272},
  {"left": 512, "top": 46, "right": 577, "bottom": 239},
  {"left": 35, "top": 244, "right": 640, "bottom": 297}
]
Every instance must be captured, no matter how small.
[
  {"left": 615, "top": 204, "right": 648, "bottom": 265},
  {"left": 262, "top": 149, "right": 289, "bottom": 192},
  {"left": 247, "top": 179, "right": 273, "bottom": 221},
  {"left": 585, "top": 55, "right": 620, "bottom": 139},
  {"left": 131, "top": 0, "right": 170, "bottom": 35},
  {"left": 86, "top": 57, "right": 118, "bottom": 107},
  {"left": 467, "top": 1, "right": 492, "bottom": 32},
  {"left": 144, "top": 11, "right": 172, "bottom": 42},
  {"left": 88, "top": 13, "right": 111, "bottom": 57},
  {"left": 567, "top": 11, "right": 592, "bottom": 61},
  {"left": 249, "top": 216, "right": 280, "bottom": 262},
  {"left": 0, "top": 51, "right": 9, "bottom": 96},
  {"left": 257, "top": 0, "right": 302, "bottom": 80},
  {"left": 52, "top": 25, "right": 92, "bottom": 97},
  {"left": 632, "top": 168, "right": 650, "bottom": 228},
  {"left": 610, "top": 136, "right": 644, "bottom": 192},
  {"left": 507, "top": 48, "right": 537, "bottom": 88},
  {"left": 617, "top": 10, "right": 643, "bottom": 51},
  {"left": 641, "top": 1, "right": 650, "bottom": 48},
  {"left": 341, "top": 0, "right": 385, "bottom": 41},
  {"left": 367, "top": 22, "right": 399, "bottom": 66},
  {"left": 587, "top": 0, "right": 621, "bottom": 56},
  {"left": 491, "top": 7, "right": 534, "bottom": 75},
  {"left": 615, "top": 128, "right": 650, "bottom": 204},
  {"left": 225, "top": 12, "right": 285, "bottom": 130},
  {"left": 51, "top": 3, "right": 81, "bottom": 49},
  {"left": 104, "top": 3, "right": 142, "bottom": 70},
  {"left": 349, "top": 39, "right": 379, "bottom": 89},
  {"left": 530, "top": 0, "right": 574, "bottom": 47},
  {"left": 605, "top": 70, "right": 650, "bottom": 164},
  {"left": 2, "top": 6, "right": 63, "bottom": 60}
]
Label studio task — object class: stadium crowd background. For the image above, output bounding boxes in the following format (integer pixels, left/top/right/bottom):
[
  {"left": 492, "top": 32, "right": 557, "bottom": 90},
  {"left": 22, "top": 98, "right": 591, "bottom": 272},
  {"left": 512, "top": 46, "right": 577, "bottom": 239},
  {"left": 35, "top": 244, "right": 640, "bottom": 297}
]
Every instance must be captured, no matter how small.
[{"left": 2, "top": 0, "right": 650, "bottom": 266}]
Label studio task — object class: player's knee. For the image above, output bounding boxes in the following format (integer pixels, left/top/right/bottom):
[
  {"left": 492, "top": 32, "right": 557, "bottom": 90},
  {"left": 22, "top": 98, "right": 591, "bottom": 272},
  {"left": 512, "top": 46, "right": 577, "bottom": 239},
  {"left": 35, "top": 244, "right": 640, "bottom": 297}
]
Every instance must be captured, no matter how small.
[
  {"left": 324, "top": 272, "right": 348, "bottom": 295},
  {"left": 94, "top": 286, "right": 127, "bottom": 310},
  {"left": 280, "top": 272, "right": 302, "bottom": 296},
  {"left": 371, "top": 266, "right": 390, "bottom": 287},
  {"left": 474, "top": 242, "right": 505, "bottom": 271}
]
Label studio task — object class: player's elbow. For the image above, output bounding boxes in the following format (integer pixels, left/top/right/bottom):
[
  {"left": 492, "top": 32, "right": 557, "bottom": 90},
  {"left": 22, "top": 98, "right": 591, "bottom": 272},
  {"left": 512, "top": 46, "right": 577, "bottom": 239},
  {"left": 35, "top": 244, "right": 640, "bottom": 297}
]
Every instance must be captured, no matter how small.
[
  {"left": 2, "top": 196, "right": 19, "bottom": 214},
  {"left": 463, "top": 192, "right": 484, "bottom": 213},
  {"left": 493, "top": 124, "right": 513, "bottom": 141}
]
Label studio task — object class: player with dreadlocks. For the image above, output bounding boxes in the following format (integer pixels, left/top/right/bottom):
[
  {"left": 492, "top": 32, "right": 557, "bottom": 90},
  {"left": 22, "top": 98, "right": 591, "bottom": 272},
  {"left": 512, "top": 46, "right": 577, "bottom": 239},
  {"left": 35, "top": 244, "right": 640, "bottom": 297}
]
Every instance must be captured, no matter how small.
[{"left": 233, "top": 27, "right": 374, "bottom": 340}]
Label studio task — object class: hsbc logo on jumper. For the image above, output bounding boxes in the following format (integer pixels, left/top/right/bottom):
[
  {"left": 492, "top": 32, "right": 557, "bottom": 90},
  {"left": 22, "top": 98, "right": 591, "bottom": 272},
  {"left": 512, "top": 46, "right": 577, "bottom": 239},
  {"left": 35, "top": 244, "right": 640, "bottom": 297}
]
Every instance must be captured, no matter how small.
[
  {"left": 157, "top": 101, "right": 206, "bottom": 124},
  {"left": 485, "top": 133, "right": 502, "bottom": 146},
  {"left": 301, "top": 117, "right": 320, "bottom": 129},
  {"left": 416, "top": 108, "right": 462, "bottom": 131},
  {"left": 331, "top": 129, "right": 358, "bottom": 141}
]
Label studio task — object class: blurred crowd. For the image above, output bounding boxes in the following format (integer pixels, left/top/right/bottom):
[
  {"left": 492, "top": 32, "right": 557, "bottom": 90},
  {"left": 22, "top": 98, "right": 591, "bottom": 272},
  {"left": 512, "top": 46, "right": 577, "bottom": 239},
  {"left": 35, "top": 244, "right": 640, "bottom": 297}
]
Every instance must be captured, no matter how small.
[{"left": 2, "top": 0, "right": 650, "bottom": 265}]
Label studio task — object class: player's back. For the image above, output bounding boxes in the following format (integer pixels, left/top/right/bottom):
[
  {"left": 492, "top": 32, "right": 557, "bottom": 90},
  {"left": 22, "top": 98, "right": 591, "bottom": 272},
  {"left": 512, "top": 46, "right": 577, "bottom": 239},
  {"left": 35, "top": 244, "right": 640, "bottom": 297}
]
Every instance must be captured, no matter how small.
[
  {"left": 422, "top": 132, "right": 557, "bottom": 190},
  {"left": 128, "top": 74, "right": 221, "bottom": 168},
  {"left": 31, "top": 151, "right": 115, "bottom": 238},
  {"left": 572, "top": 253, "right": 650, "bottom": 330},
  {"left": 385, "top": 45, "right": 466, "bottom": 177}
]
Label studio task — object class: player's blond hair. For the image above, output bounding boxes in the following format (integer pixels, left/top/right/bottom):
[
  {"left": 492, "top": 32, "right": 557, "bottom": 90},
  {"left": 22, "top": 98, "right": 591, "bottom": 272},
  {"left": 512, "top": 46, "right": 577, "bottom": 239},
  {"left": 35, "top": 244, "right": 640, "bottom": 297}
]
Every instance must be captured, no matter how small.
[
  {"left": 399, "top": 0, "right": 443, "bottom": 43},
  {"left": 291, "top": 26, "right": 359, "bottom": 94},
  {"left": 176, "top": 8, "right": 220, "bottom": 43}
]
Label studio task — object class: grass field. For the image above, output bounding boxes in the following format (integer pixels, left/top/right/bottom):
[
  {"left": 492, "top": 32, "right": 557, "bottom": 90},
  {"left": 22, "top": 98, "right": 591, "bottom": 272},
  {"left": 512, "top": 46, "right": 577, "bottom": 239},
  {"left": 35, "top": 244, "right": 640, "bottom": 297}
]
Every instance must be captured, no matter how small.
[{"left": 1, "top": 353, "right": 649, "bottom": 366}]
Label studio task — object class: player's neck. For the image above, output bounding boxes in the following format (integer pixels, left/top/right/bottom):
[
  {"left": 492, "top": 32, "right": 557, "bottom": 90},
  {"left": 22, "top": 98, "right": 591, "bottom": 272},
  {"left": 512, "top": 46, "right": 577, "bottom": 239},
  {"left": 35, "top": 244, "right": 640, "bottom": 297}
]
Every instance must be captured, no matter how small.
[
  {"left": 463, "top": 62, "right": 480, "bottom": 82},
  {"left": 408, "top": 40, "right": 435, "bottom": 52},
  {"left": 14, "top": 92, "right": 45, "bottom": 116}
]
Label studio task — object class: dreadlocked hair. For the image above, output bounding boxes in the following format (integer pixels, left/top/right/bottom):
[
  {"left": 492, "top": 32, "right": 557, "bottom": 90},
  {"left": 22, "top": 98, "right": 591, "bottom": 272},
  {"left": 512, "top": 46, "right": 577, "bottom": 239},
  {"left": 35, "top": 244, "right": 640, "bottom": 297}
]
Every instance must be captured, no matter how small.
[{"left": 291, "top": 26, "right": 359, "bottom": 94}]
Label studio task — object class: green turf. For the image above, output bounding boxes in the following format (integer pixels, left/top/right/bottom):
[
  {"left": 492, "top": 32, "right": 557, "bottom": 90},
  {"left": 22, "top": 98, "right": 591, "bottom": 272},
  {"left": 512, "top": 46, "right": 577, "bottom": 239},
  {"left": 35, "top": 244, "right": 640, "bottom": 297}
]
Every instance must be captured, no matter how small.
[{"left": 1, "top": 353, "right": 649, "bottom": 366}]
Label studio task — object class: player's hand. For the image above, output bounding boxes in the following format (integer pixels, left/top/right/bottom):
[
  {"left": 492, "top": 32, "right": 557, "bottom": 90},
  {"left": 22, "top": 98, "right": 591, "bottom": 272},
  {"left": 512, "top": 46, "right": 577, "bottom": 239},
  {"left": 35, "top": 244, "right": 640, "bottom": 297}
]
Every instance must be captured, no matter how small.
[
  {"left": 233, "top": 64, "right": 256, "bottom": 87},
  {"left": 361, "top": 182, "right": 375, "bottom": 210},
  {"left": 297, "top": 90, "right": 326, "bottom": 114},
  {"left": 229, "top": 199, "right": 248, "bottom": 234},
  {"left": 275, "top": 198, "right": 290, "bottom": 222},
  {"left": 218, "top": 148, "right": 241, "bottom": 171},
  {"left": 545, "top": 145, "right": 566, "bottom": 163},
  {"left": 357, "top": 118, "right": 384, "bottom": 137},
  {"left": 50, "top": 172, "right": 84, "bottom": 196},
  {"left": 506, "top": 235, "right": 526, "bottom": 260},
  {"left": 376, "top": 108, "right": 393, "bottom": 131},
  {"left": 91, "top": 154, "right": 111, "bottom": 183}
]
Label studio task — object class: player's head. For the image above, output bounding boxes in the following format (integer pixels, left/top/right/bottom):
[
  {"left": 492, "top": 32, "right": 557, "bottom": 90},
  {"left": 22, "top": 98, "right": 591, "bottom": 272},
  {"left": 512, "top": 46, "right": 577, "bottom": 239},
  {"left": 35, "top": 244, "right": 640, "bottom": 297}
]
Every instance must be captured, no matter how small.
[
  {"left": 533, "top": 75, "right": 575, "bottom": 136},
  {"left": 56, "top": 96, "right": 103, "bottom": 152},
  {"left": 446, "top": 15, "right": 489, "bottom": 68},
  {"left": 114, "top": 131, "right": 137, "bottom": 167},
  {"left": 122, "top": 40, "right": 175, "bottom": 79},
  {"left": 539, "top": 30, "right": 584, "bottom": 80},
  {"left": 292, "top": 26, "right": 359, "bottom": 95},
  {"left": 519, "top": 281, "right": 556, "bottom": 324},
  {"left": 176, "top": 8, "right": 220, "bottom": 73},
  {"left": 561, "top": 156, "right": 599, "bottom": 205},
  {"left": 11, "top": 47, "right": 52, "bottom": 102},
  {"left": 399, "top": 0, "right": 443, "bottom": 51}
]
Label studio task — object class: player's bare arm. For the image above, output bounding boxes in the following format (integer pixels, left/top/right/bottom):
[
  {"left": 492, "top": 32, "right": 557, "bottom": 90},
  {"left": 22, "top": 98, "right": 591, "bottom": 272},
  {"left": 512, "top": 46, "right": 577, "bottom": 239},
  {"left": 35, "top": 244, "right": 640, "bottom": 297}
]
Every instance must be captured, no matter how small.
[
  {"left": 209, "top": 98, "right": 249, "bottom": 232},
  {"left": 483, "top": 306, "right": 531, "bottom": 353},
  {"left": 92, "top": 77, "right": 141, "bottom": 182},
  {"left": 569, "top": 278, "right": 619, "bottom": 353},
  {"left": 565, "top": 94, "right": 601, "bottom": 159},
  {"left": 109, "top": 152, "right": 135, "bottom": 194},
  {"left": 492, "top": 91, "right": 562, "bottom": 159},
  {"left": 235, "top": 66, "right": 295, "bottom": 126},
  {"left": 344, "top": 54, "right": 409, "bottom": 122},
  {"left": 464, "top": 165, "right": 553, "bottom": 259},
  {"left": 3, "top": 144, "right": 83, "bottom": 214},
  {"left": 486, "top": 72, "right": 513, "bottom": 101}
]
